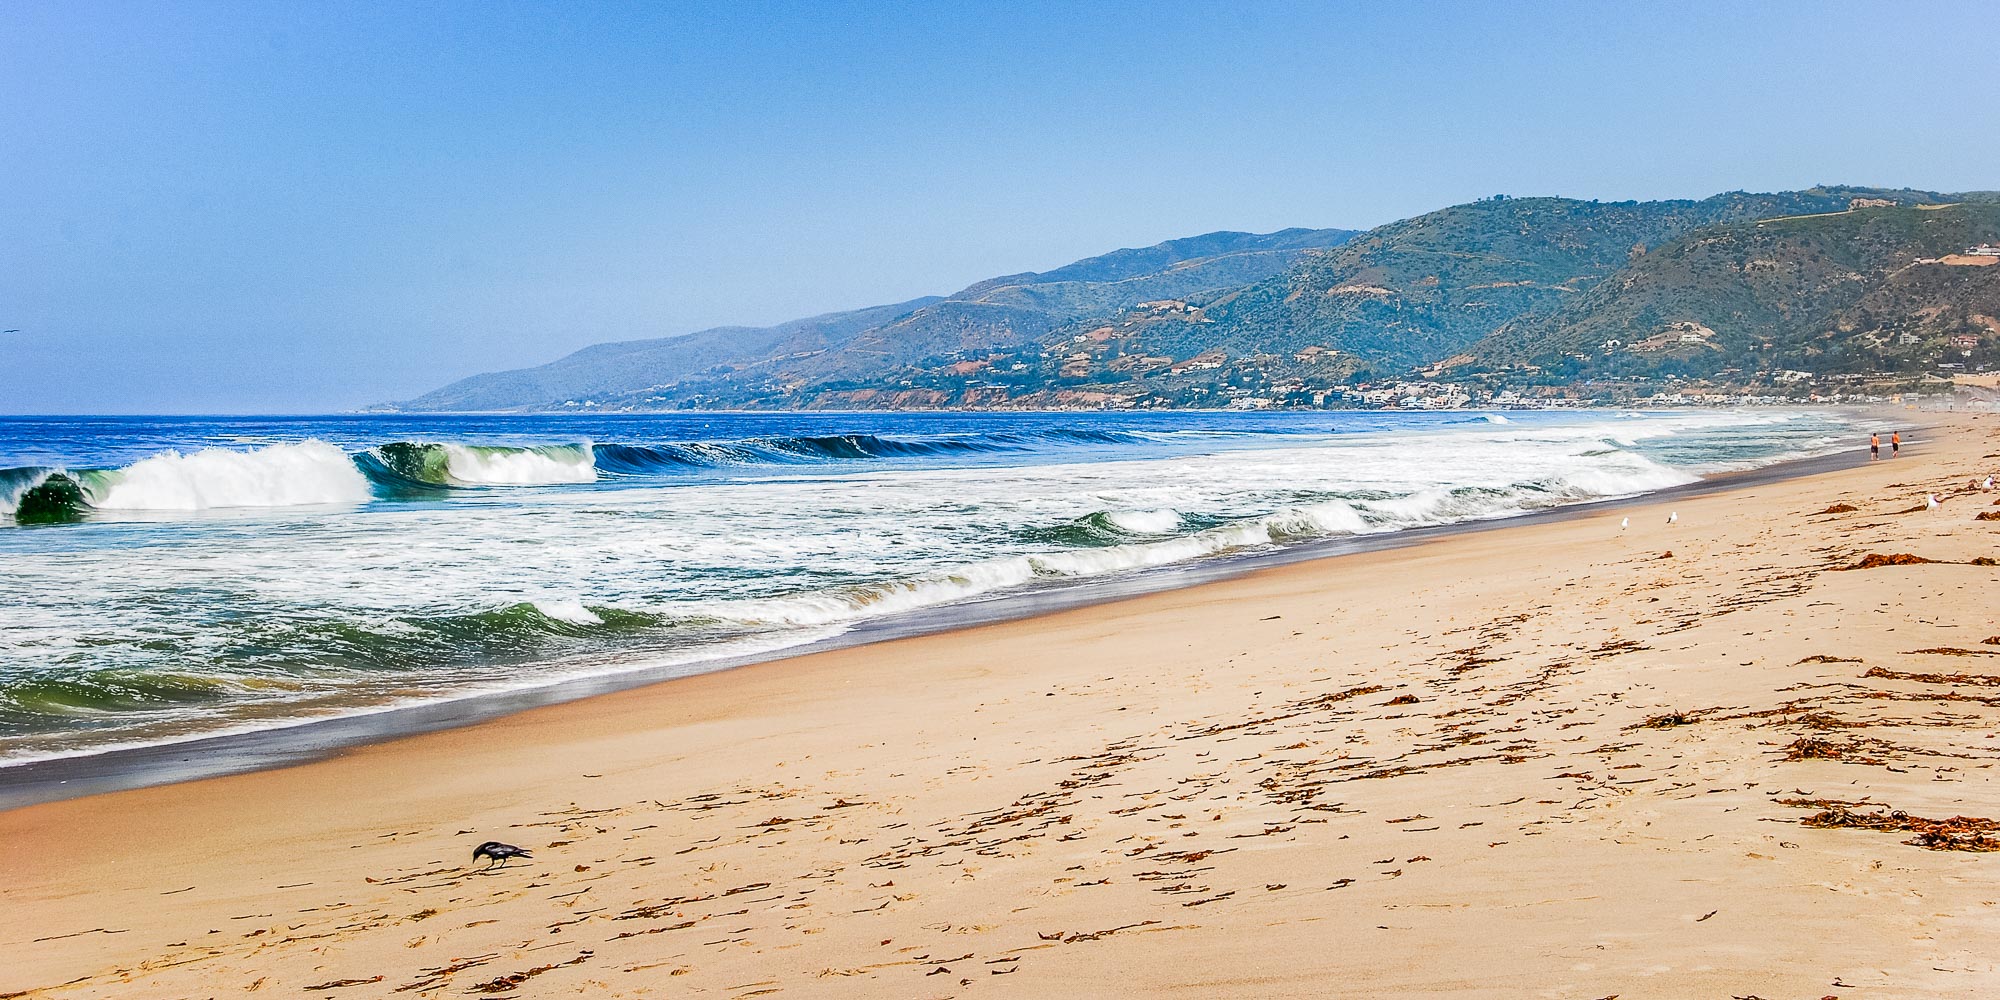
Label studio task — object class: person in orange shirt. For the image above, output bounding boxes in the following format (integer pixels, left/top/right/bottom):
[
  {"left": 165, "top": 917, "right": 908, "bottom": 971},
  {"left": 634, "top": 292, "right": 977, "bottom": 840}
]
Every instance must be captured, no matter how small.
[
  {"left": 1891, "top": 431, "right": 1901, "bottom": 458},
  {"left": 1870, "top": 432, "right": 1880, "bottom": 460}
]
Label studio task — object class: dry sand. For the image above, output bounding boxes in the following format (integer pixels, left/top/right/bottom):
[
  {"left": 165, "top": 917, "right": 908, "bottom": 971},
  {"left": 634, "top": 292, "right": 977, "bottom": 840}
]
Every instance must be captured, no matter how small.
[{"left": 3, "top": 412, "right": 1999, "bottom": 999}]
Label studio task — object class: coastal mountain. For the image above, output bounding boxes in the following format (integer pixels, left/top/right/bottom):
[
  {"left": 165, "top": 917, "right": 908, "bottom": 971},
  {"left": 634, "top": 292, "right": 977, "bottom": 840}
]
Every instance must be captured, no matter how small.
[
  {"left": 394, "top": 228, "right": 1358, "bottom": 411},
  {"left": 1468, "top": 200, "right": 2000, "bottom": 379},
  {"left": 392, "top": 187, "right": 1999, "bottom": 411},
  {"left": 404, "top": 298, "right": 941, "bottom": 413},
  {"left": 1089, "top": 188, "right": 1941, "bottom": 370}
]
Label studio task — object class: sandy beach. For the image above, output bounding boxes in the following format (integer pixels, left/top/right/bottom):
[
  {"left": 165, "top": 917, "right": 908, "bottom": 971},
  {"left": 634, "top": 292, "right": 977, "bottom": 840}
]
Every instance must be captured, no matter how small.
[{"left": 3, "top": 411, "right": 1997, "bottom": 999}]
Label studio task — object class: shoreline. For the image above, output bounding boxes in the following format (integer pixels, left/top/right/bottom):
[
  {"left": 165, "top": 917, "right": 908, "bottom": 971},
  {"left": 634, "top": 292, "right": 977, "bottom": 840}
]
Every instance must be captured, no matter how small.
[
  {"left": 0, "top": 443, "right": 1868, "bottom": 810},
  {"left": 1, "top": 412, "right": 1991, "bottom": 997}
]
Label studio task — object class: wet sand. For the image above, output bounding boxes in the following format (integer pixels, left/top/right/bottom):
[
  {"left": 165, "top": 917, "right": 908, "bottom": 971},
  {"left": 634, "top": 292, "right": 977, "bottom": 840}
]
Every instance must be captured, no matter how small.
[{"left": 3, "top": 412, "right": 1997, "bottom": 998}]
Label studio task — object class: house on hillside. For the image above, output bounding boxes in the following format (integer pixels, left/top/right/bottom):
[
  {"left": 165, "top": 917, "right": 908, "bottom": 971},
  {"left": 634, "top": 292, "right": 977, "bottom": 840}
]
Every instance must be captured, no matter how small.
[{"left": 1170, "top": 350, "right": 1227, "bottom": 375}]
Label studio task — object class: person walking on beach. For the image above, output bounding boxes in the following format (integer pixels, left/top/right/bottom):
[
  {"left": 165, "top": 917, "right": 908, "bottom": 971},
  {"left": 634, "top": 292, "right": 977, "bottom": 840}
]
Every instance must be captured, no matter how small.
[
  {"left": 1892, "top": 431, "right": 1901, "bottom": 458},
  {"left": 1870, "top": 433, "right": 1880, "bottom": 461}
]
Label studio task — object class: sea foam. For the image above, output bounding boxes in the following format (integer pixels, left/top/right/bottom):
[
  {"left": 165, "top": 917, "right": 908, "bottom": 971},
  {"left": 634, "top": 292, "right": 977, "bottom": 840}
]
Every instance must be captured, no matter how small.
[
  {"left": 86, "top": 441, "right": 373, "bottom": 510},
  {"left": 0, "top": 408, "right": 1856, "bottom": 766}
]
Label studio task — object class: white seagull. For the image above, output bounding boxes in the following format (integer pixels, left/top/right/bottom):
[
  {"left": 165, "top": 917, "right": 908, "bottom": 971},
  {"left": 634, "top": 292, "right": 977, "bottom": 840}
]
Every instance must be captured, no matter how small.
[
  {"left": 1925, "top": 493, "right": 1943, "bottom": 511},
  {"left": 1667, "top": 511, "right": 1678, "bottom": 524},
  {"left": 1620, "top": 516, "right": 1629, "bottom": 530},
  {"left": 1984, "top": 475, "right": 1994, "bottom": 490}
]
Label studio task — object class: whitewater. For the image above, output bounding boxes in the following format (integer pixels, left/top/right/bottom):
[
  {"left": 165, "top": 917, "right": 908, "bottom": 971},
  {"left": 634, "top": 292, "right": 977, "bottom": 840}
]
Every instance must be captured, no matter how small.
[{"left": 0, "top": 409, "right": 1854, "bottom": 764}]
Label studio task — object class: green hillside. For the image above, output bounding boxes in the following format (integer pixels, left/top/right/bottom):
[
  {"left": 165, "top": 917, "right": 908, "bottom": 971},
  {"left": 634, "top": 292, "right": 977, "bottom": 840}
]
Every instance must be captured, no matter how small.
[
  {"left": 1044, "top": 188, "right": 1952, "bottom": 370},
  {"left": 1476, "top": 202, "right": 2000, "bottom": 379}
]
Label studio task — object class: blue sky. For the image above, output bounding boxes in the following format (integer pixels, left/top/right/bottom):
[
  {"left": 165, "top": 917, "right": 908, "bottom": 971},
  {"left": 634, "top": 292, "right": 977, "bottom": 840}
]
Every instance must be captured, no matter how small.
[{"left": 3, "top": 1, "right": 1997, "bottom": 413}]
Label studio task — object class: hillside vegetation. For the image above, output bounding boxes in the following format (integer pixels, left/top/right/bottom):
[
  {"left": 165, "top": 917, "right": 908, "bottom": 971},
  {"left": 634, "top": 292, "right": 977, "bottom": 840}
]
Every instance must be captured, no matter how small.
[
  {"left": 391, "top": 187, "right": 2000, "bottom": 410},
  {"left": 1476, "top": 201, "right": 2000, "bottom": 379}
]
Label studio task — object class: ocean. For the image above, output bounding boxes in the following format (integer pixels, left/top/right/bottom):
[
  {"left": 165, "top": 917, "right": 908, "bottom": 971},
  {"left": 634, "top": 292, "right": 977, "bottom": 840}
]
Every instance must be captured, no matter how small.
[{"left": 0, "top": 409, "right": 1855, "bottom": 767}]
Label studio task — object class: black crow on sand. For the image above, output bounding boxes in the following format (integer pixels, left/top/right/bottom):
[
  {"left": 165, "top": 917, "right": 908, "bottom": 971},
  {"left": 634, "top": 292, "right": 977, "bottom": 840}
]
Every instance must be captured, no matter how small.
[{"left": 473, "top": 841, "right": 532, "bottom": 867}]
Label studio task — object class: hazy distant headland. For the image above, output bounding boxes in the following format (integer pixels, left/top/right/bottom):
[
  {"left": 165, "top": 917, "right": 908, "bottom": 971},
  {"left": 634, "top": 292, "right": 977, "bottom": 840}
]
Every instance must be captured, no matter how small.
[{"left": 389, "top": 187, "right": 2000, "bottom": 413}]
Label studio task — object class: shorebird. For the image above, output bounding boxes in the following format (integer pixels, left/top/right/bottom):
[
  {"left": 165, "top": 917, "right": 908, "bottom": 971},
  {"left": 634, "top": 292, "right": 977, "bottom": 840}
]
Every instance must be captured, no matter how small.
[
  {"left": 473, "top": 841, "right": 532, "bottom": 868},
  {"left": 1925, "top": 493, "right": 1943, "bottom": 511},
  {"left": 1667, "top": 511, "right": 1678, "bottom": 524},
  {"left": 1619, "top": 516, "right": 1629, "bottom": 530},
  {"left": 1984, "top": 475, "right": 1994, "bottom": 490}
]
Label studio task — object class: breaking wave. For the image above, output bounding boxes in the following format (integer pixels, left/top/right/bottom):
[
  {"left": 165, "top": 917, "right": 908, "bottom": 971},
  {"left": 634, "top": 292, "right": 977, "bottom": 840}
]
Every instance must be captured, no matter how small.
[
  {"left": 1, "top": 466, "right": 55, "bottom": 515},
  {"left": 6, "top": 441, "right": 380, "bottom": 520},
  {"left": 0, "top": 419, "right": 1719, "bottom": 526},
  {"left": 726, "top": 501, "right": 1377, "bottom": 629},
  {"left": 361, "top": 441, "right": 597, "bottom": 487},
  {"left": 1024, "top": 508, "right": 1200, "bottom": 546},
  {"left": 80, "top": 442, "right": 374, "bottom": 512},
  {"left": 8, "top": 429, "right": 1190, "bottom": 522},
  {"left": 0, "top": 468, "right": 88, "bottom": 524}
]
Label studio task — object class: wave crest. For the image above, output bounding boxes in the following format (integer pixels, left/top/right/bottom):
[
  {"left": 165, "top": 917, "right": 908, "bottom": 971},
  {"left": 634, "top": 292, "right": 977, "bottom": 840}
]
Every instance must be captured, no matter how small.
[
  {"left": 8, "top": 428, "right": 1172, "bottom": 522},
  {"left": 366, "top": 442, "right": 597, "bottom": 486},
  {"left": 3, "top": 469, "right": 89, "bottom": 524},
  {"left": 85, "top": 441, "right": 374, "bottom": 511}
]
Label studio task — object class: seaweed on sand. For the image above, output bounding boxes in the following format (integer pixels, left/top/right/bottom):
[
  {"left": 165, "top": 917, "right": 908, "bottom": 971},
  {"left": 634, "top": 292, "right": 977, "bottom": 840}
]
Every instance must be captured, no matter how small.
[
  {"left": 1797, "top": 805, "right": 2000, "bottom": 852},
  {"left": 1840, "top": 553, "right": 1936, "bottom": 570},
  {"left": 1637, "top": 710, "right": 1697, "bottom": 730}
]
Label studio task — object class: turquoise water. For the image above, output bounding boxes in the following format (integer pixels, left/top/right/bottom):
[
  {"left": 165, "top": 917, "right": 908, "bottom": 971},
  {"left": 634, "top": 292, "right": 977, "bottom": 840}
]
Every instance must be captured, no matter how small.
[{"left": 0, "top": 409, "right": 1853, "bottom": 763}]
